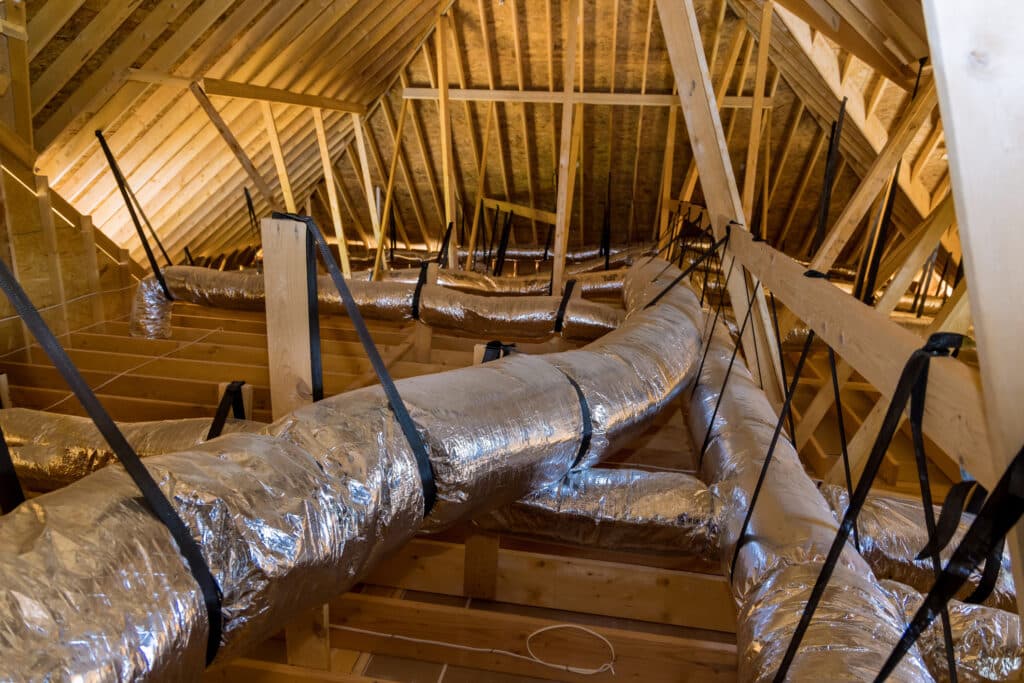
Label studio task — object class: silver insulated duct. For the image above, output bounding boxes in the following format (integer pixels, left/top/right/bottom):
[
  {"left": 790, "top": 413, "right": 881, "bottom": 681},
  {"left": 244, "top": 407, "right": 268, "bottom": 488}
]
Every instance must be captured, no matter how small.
[
  {"left": 0, "top": 258, "right": 703, "bottom": 680},
  {"left": 690, "top": 323, "right": 934, "bottom": 681}
]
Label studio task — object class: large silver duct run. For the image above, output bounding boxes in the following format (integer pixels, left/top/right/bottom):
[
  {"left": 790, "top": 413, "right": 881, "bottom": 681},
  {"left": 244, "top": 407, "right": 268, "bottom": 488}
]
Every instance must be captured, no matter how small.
[
  {"left": 690, "top": 324, "right": 933, "bottom": 681},
  {"left": 821, "top": 484, "right": 1017, "bottom": 612},
  {"left": 474, "top": 466, "right": 721, "bottom": 569},
  {"left": 0, "top": 408, "right": 263, "bottom": 492},
  {"left": 130, "top": 266, "right": 624, "bottom": 341},
  {"left": 0, "top": 258, "right": 702, "bottom": 681},
  {"left": 380, "top": 266, "right": 629, "bottom": 297},
  {"left": 883, "top": 580, "right": 1023, "bottom": 682}
]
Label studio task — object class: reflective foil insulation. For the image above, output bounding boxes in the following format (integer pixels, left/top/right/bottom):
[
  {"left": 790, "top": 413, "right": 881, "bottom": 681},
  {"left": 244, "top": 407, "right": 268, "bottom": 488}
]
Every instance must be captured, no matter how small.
[
  {"left": 690, "top": 323, "right": 933, "bottom": 681},
  {"left": 1, "top": 407, "right": 263, "bottom": 491},
  {"left": 474, "top": 467, "right": 721, "bottom": 570},
  {"left": 883, "top": 580, "right": 1023, "bottom": 682},
  {"left": 130, "top": 266, "right": 624, "bottom": 341},
  {"left": 0, "top": 258, "right": 703, "bottom": 681},
  {"left": 821, "top": 484, "right": 1017, "bottom": 612}
]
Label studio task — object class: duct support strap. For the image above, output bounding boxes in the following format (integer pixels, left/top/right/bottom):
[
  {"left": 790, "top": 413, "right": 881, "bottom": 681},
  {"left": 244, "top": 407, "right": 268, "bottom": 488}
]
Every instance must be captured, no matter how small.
[
  {"left": 690, "top": 323, "right": 933, "bottom": 681},
  {"left": 0, "top": 258, "right": 703, "bottom": 681}
]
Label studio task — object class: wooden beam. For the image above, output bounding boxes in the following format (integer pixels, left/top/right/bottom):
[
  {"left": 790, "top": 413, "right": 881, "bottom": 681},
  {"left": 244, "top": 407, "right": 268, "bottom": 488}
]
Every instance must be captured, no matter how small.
[
  {"left": 198, "top": 76, "right": 366, "bottom": 114},
  {"left": 922, "top": 0, "right": 1024, "bottom": 616},
  {"left": 379, "top": 99, "right": 431, "bottom": 247},
  {"left": 312, "top": 109, "right": 351, "bottom": 277},
  {"left": 0, "top": 0, "right": 31, "bottom": 148},
  {"left": 351, "top": 113, "right": 383, "bottom": 258},
  {"left": 464, "top": 103, "right": 495, "bottom": 269},
  {"left": 371, "top": 99, "right": 409, "bottom": 280},
  {"left": 260, "top": 102, "right": 296, "bottom": 213},
  {"left": 656, "top": 104, "right": 679, "bottom": 247},
  {"left": 331, "top": 594, "right": 737, "bottom": 682},
  {"left": 482, "top": 197, "right": 557, "bottom": 226},
  {"left": 190, "top": 82, "right": 273, "bottom": 202},
  {"left": 656, "top": 0, "right": 785, "bottom": 407},
  {"left": 741, "top": 0, "right": 774, "bottom": 220},
  {"left": 26, "top": 0, "right": 88, "bottom": 60},
  {"left": 509, "top": 0, "right": 540, "bottom": 243},
  {"left": 551, "top": 0, "right": 580, "bottom": 293},
  {"left": 435, "top": 16, "right": 457, "bottom": 267},
  {"left": 400, "top": 71, "right": 445, "bottom": 238},
  {"left": 402, "top": 86, "right": 768, "bottom": 108}
]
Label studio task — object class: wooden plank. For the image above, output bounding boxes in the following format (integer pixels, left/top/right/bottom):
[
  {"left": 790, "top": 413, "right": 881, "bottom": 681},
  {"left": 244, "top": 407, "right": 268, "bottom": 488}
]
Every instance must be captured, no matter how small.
[
  {"left": 312, "top": 109, "right": 351, "bottom": 277},
  {"left": 261, "top": 102, "right": 296, "bottom": 212},
  {"left": 331, "top": 594, "right": 737, "bottom": 683},
  {"left": 922, "top": 0, "right": 1024, "bottom": 615},
  {"left": 204, "top": 658, "right": 392, "bottom": 683},
  {"left": 464, "top": 103, "right": 495, "bottom": 269},
  {"left": 26, "top": 0, "right": 89, "bottom": 60},
  {"left": 481, "top": 197, "right": 556, "bottom": 226},
  {"left": 656, "top": 0, "right": 785, "bottom": 407},
  {"left": 402, "top": 86, "right": 766, "bottom": 108},
  {"left": 1, "top": 0, "right": 31, "bottom": 148},
  {"left": 190, "top": 82, "right": 274, "bottom": 202},
  {"left": 201, "top": 76, "right": 366, "bottom": 114},
  {"left": 551, "top": 0, "right": 580, "bottom": 293},
  {"left": 364, "top": 538, "right": 736, "bottom": 634},
  {"left": 741, "top": 0, "right": 774, "bottom": 220},
  {"left": 371, "top": 100, "right": 409, "bottom": 280},
  {"left": 435, "top": 16, "right": 457, "bottom": 267}
]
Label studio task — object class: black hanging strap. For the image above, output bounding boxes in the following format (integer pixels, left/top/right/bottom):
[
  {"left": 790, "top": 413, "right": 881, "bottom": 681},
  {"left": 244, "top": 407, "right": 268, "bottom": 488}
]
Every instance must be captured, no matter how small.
[
  {"left": 553, "top": 279, "right": 577, "bottom": 333},
  {"left": 96, "top": 130, "right": 173, "bottom": 300},
  {"left": 0, "top": 423, "right": 24, "bottom": 514},
  {"left": 0, "top": 252, "right": 222, "bottom": 664},
  {"left": 437, "top": 222, "right": 455, "bottom": 266},
  {"left": 244, "top": 187, "right": 259, "bottom": 242},
  {"left": 207, "top": 380, "right": 247, "bottom": 441},
  {"left": 304, "top": 230, "right": 324, "bottom": 402},
  {"left": 493, "top": 211, "right": 514, "bottom": 276},
  {"left": 876, "top": 441, "right": 1024, "bottom": 681},
  {"left": 481, "top": 340, "right": 516, "bottom": 363},
  {"left": 411, "top": 261, "right": 430, "bottom": 321},
  {"left": 552, "top": 369, "right": 593, "bottom": 469},
  {"left": 274, "top": 212, "right": 437, "bottom": 516},
  {"left": 183, "top": 245, "right": 196, "bottom": 266},
  {"left": 810, "top": 98, "right": 847, "bottom": 255},
  {"left": 918, "top": 479, "right": 986, "bottom": 560},
  {"left": 644, "top": 229, "right": 730, "bottom": 310},
  {"left": 773, "top": 332, "right": 966, "bottom": 682}
]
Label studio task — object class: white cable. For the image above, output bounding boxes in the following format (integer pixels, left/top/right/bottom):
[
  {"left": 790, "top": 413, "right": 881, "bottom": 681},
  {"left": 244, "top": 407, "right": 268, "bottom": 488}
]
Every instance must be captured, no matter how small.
[{"left": 332, "top": 622, "right": 616, "bottom": 676}]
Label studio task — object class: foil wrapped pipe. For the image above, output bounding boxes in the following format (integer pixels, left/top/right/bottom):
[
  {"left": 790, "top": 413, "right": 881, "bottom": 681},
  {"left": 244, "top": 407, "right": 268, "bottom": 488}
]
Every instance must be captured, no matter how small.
[
  {"left": 690, "top": 322, "right": 934, "bottom": 681},
  {"left": 0, "top": 259, "right": 701, "bottom": 681},
  {"left": 130, "top": 266, "right": 624, "bottom": 341},
  {"left": 473, "top": 467, "right": 722, "bottom": 570},
  {"left": 378, "top": 266, "right": 629, "bottom": 297},
  {"left": 820, "top": 484, "right": 1017, "bottom": 612},
  {"left": 0, "top": 407, "right": 263, "bottom": 492},
  {"left": 456, "top": 243, "right": 645, "bottom": 263},
  {"left": 882, "top": 580, "right": 1023, "bottom": 682}
]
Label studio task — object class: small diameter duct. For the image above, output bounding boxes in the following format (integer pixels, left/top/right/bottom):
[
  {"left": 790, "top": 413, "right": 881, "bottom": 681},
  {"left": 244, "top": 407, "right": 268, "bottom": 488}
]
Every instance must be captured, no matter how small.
[
  {"left": 690, "top": 324, "right": 933, "bottom": 681},
  {"left": 130, "top": 266, "right": 624, "bottom": 341},
  {"left": 0, "top": 259, "right": 703, "bottom": 680}
]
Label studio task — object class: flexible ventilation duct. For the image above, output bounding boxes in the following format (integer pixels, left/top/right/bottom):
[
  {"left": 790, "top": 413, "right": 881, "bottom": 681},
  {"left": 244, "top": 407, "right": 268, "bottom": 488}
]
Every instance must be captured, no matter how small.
[
  {"left": 474, "top": 466, "right": 721, "bottom": 569},
  {"left": 0, "top": 258, "right": 703, "bottom": 681},
  {"left": 821, "top": 484, "right": 1016, "bottom": 611},
  {"left": 130, "top": 266, "right": 624, "bottom": 340},
  {"left": 690, "top": 323, "right": 933, "bottom": 681}
]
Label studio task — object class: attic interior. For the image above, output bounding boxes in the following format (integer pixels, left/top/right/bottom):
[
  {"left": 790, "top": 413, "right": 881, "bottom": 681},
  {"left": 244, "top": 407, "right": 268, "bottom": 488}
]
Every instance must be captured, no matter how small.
[{"left": 0, "top": 0, "right": 1020, "bottom": 681}]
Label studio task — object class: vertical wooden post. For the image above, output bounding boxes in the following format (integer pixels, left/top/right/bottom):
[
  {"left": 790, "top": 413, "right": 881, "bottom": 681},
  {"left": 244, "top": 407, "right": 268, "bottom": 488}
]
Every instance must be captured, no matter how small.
[
  {"left": 551, "top": 0, "right": 580, "bottom": 293},
  {"left": 260, "top": 215, "right": 332, "bottom": 667},
  {"left": 352, "top": 114, "right": 383, "bottom": 254},
  {"left": 656, "top": 104, "right": 678, "bottom": 249},
  {"left": 741, "top": 0, "right": 773, "bottom": 220},
  {"left": 656, "top": 0, "right": 785, "bottom": 407},
  {"left": 922, "top": 0, "right": 1024, "bottom": 616},
  {"left": 436, "top": 14, "right": 459, "bottom": 268},
  {"left": 371, "top": 100, "right": 409, "bottom": 281},
  {"left": 78, "top": 214, "right": 106, "bottom": 325},
  {"left": 312, "top": 109, "right": 351, "bottom": 277},
  {"left": 465, "top": 103, "right": 495, "bottom": 270},
  {"left": 412, "top": 263, "right": 438, "bottom": 363},
  {"left": 34, "top": 175, "right": 69, "bottom": 339},
  {"left": 217, "top": 381, "right": 254, "bottom": 420},
  {"left": 0, "top": 0, "right": 32, "bottom": 148},
  {"left": 0, "top": 373, "right": 10, "bottom": 409}
]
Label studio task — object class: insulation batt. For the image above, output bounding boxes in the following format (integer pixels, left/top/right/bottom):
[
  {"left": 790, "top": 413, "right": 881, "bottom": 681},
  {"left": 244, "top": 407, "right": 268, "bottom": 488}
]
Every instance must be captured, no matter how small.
[
  {"left": 690, "top": 323, "right": 933, "bottom": 681},
  {"left": 821, "top": 484, "right": 1017, "bottom": 612},
  {"left": 882, "top": 579, "right": 1023, "bottom": 682},
  {"left": 130, "top": 266, "right": 624, "bottom": 340},
  {"left": 0, "top": 407, "right": 263, "bottom": 491},
  {"left": 474, "top": 467, "right": 721, "bottom": 570},
  {"left": 0, "top": 258, "right": 703, "bottom": 681}
]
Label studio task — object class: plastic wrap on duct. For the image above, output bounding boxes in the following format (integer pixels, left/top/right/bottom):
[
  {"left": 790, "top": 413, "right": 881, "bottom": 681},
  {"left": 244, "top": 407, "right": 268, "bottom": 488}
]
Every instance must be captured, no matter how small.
[
  {"left": 690, "top": 322, "right": 933, "bottom": 679},
  {"left": 820, "top": 484, "right": 1017, "bottom": 612},
  {"left": 0, "top": 258, "right": 700, "bottom": 681},
  {"left": 474, "top": 467, "right": 721, "bottom": 569},
  {"left": 882, "top": 579, "right": 1023, "bottom": 682},
  {"left": 130, "top": 266, "right": 623, "bottom": 341},
  {"left": 739, "top": 562, "right": 934, "bottom": 682},
  {"left": 0, "top": 408, "right": 263, "bottom": 491}
]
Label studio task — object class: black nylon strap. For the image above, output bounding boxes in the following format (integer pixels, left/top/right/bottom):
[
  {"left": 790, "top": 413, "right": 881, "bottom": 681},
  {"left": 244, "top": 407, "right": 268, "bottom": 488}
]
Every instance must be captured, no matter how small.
[
  {"left": 827, "top": 345, "right": 860, "bottom": 552},
  {"left": 274, "top": 213, "right": 437, "bottom": 516},
  {"left": 876, "top": 442, "right": 1024, "bottom": 681},
  {"left": 0, "top": 252, "right": 223, "bottom": 663},
  {"left": 493, "top": 211, "right": 514, "bottom": 276},
  {"left": 411, "top": 261, "right": 430, "bottom": 321},
  {"left": 304, "top": 230, "right": 324, "bottom": 402},
  {"left": 207, "top": 381, "right": 247, "bottom": 441},
  {"left": 918, "top": 479, "right": 982, "bottom": 560},
  {"left": 553, "top": 279, "right": 577, "bottom": 333},
  {"left": 773, "top": 332, "right": 964, "bottom": 682},
  {"left": 0, "top": 423, "right": 24, "bottom": 514},
  {"left": 555, "top": 370, "right": 593, "bottom": 469},
  {"left": 244, "top": 187, "right": 259, "bottom": 242},
  {"left": 481, "top": 340, "right": 516, "bottom": 363},
  {"left": 644, "top": 229, "right": 730, "bottom": 310},
  {"left": 437, "top": 222, "right": 454, "bottom": 266},
  {"left": 964, "top": 536, "right": 1005, "bottom": 605}
]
